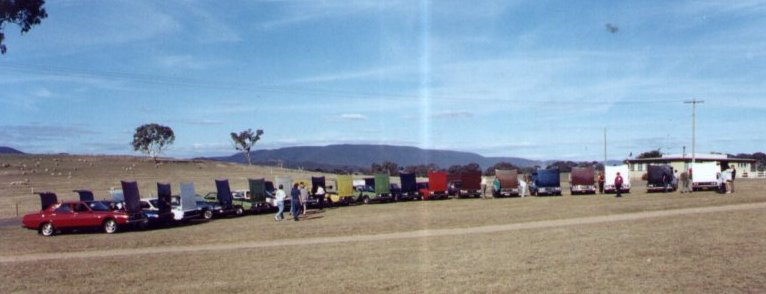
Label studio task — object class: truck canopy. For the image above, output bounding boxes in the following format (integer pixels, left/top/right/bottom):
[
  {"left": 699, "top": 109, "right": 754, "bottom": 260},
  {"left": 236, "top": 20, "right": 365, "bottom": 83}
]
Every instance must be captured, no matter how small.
[
  {"left": 399, "top": 173, "right": 417, "bottom": 193},
  {"left": 495, "top": 169, "right": 519, "bottom": 189},
  {"left": 374, "top": 173, "right": 390, "bottom": 195},
  {"left": 647, "top": 165, "right": 674, "bottom": 185},
  {"left": 336, "top": 175, "right": 354, "bottom": 197},
  {"left": 605, "top": 165, "right": 630, "bottom": 187},
  {"left": 534, "top": 169, "right": 560, "bottom": 187},
  {"left": 460, "top": 171, "right": 482, "bottom": 190},
  {"left": 427, "top": 171, "right": 448, "bottom": 192},
  {"left": 311, "top": 176, "right": 325, "bottom": 194},
  {"left": 691, "top": 162, "right": 718, "bottom": 183},
  {"left": 248, "top": 178, "right": 267, "bottom": 202},
  {"left": 570, "top": 167, "right": 595, "bottom": 185}
]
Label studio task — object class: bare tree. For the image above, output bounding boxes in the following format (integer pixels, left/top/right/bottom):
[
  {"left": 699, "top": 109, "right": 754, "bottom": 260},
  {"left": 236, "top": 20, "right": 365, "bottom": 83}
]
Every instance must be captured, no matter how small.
[{"left": 230, "top": 129, "right": 263, "bottom": 165}]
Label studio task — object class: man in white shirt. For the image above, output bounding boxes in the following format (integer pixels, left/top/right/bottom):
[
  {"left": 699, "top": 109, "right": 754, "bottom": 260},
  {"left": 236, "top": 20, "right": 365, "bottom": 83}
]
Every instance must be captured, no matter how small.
[
  {"left": 315, "top": 185, "right": 326, "bottom": 210},
  {"left": 274, "top": 185, "right": 286, "bottom": 221}
]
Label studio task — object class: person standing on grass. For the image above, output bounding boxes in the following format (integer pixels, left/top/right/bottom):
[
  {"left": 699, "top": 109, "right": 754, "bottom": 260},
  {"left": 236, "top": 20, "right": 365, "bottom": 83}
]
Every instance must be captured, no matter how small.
[
  {"left": 730, "top": 166, "right": 736, "bottom": 193},
  {"left": 290, "top": 183, "right": 301, "bottom": 221},
  {"left": 679, "top": 170, "right": 690, "bottom": 193},
  {"left": 598, "top": 172, "right": 605, "bottom": 194},
  {"left": 480, "top": 176, "right": 487, "bottom": 199},
  {"left": 274, "top": 184, "right": 286, "bottom": 221},
  {"left": 722, "top": 167, "right": 733, "bottom": 194},
  {"left": 299, "top": 182, "right": 309, "bottom": 215},
  {"left": 315, "top": 185, "right": 326, "bottom": 210},
  {"left": 614, "top": 172, "right": 624, "bottom": 197},
  {"left": 518, "top": 177, "right": 528, "bottom": 197}
]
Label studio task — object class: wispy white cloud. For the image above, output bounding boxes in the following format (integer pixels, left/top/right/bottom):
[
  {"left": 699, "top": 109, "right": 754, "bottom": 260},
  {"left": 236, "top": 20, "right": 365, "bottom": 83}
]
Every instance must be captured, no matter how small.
[
  {"left": 432, "top": 111, "right": 472, "bottom": 119},
  {"left": 330, "top": 113, "right": 368, "bottom": 122}
]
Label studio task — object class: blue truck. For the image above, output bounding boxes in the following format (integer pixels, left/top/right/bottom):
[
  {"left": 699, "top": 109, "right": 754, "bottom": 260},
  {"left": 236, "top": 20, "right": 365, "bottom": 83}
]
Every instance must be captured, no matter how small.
[{"left": 530, "top": 168, "right": 562, "bottom": 196}]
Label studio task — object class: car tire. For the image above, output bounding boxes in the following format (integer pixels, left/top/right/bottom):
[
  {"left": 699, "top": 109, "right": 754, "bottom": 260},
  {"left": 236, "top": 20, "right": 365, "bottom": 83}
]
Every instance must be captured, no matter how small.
[
  {"left": 202, "top": 209, "right": 213, "bottom": 220},
  {"left": 362, "top": 196, "right": 370, "bottom": 204},
  {"left": 40, "top": 222, "right": 55, "bottom": 237},
  {"left": 103, "top": 219, "right": 118, "bottom": 234},
  {"left": 235, "top": 207, "right": 244, "bottom": 216}
]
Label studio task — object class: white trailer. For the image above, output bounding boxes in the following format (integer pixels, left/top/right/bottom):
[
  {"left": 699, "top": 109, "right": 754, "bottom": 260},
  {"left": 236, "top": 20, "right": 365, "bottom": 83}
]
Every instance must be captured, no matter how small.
[
  {"left": 691, "top": 162, "right": 719, "bottom": 191},
  {"left": 604, "top": 165, "right": 630, "bottom": 193}
]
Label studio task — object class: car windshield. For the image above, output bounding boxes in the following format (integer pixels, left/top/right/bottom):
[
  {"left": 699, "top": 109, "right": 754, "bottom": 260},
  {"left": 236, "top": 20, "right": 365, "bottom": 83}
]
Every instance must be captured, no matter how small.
[{"left": 87, "top": 201, "right": 111, "bottom": 212}]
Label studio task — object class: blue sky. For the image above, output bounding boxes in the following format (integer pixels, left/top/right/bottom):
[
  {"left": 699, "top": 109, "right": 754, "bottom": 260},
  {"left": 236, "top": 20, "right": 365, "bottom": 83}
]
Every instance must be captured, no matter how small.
[{"left": 1, "top": 0, "right": 765, "bottom": 161}]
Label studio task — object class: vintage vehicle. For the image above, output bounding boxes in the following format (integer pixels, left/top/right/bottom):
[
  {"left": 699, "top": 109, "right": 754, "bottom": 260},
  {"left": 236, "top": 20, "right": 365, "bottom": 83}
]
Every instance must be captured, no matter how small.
[
  {"left": 355, "top": 173, "right": 394, "bottom": 204},
  {"left": 604, "top": 165, "right": 631, "bottom": 193},
  {"left": 646, "top": 165, "right": 676, "bottom": 192},
  {"left": 177, "top": 182, "right": 215, "bottom": 220},
  {"left": 530, "top": 168, "right": 562, "bottom": 196},
  {"left": 325, "top": 176, "right": 355, "bottom": 206},
  {"left": 690, "top": 162, "right": 719, "bottom": 191},
  {"left": 416, "top": 181, "right": 429, "bottom": 199},
  {"left": 242, "top": 178, "right": 277, "bottom": 214},
  {"left": 139, "top": 198, "right": 175, "bottom": 225},
  {"left": 570, "top": 167, "right": 596, "bottom": 195},
  {"left": 397, "top": 172, "right": 418, "bottom": 201},
  {"left": 447, "top": 173, "right": 462, "bottom": 197},
  {"left": 493, "top": 169, "right": 520, "bottom": 197},
  {"left": 456, "top": 171, "right": 482, "bottom": 198},
  {"left": 213, "top": 179, "right": 245, "bottom": 216},
  {"left": 22, "top": 192, "right": 146, "bottom": 236},
  {"left": 421, "top": 171, "right": 448, "bottom": 200}
]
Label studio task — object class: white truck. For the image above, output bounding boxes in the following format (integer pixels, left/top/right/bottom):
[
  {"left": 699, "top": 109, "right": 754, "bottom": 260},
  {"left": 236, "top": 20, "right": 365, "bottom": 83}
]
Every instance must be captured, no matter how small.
[
  {"left": 604, "top": 165, "right": 630, "bottom": 193},
  {"left": 691, "top": 162, "right": 719, "bottom": 191}
]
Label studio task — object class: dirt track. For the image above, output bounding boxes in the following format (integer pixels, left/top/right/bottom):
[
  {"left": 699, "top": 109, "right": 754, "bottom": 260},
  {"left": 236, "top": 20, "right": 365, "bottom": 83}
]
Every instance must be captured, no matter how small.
[{"left": 3, "top": 201, "right": 764, "bottom": 264}]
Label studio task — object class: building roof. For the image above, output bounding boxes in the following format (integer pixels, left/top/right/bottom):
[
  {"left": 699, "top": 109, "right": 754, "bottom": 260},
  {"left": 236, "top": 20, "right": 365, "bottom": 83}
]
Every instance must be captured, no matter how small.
[{"left": 625, "top": 157, "right": 755, "bottom": 163}]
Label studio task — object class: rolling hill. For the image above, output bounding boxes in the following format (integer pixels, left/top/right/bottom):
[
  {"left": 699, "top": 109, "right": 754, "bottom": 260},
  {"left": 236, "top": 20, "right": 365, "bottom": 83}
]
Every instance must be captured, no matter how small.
[
  {"left": 202, "top": 144, "right": 546, "bottom": 171},
  {"left": 0, "top": 147, "right": 24, "bottom": 154}
]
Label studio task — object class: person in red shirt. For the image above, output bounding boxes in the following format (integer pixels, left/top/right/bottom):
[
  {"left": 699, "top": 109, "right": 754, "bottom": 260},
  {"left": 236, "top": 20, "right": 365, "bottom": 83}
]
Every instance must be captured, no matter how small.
[{"left": 615, "top": 172, "right": 624, "bottom": 197}]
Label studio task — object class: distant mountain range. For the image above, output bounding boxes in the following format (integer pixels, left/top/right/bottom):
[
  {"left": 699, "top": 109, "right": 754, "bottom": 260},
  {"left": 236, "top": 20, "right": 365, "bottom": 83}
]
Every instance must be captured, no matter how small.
[
  {"left": 201, "top": 144, "right": 548, "bottom": 171},
  {"left": 0, "top": 146, "right": 24, "bottom": 154}
]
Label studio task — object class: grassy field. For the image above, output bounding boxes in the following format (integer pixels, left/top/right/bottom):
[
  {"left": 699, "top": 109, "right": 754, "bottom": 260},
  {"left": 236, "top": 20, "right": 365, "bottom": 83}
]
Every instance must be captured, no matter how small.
[{"left": 1, "top": 154, "right": 765, "bottom": 293}]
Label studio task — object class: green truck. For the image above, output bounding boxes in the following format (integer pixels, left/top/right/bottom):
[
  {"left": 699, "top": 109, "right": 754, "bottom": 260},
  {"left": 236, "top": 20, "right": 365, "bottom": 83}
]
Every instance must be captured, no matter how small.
[{"left": 355, "top": 173, "right": 394, "bottom": 204}]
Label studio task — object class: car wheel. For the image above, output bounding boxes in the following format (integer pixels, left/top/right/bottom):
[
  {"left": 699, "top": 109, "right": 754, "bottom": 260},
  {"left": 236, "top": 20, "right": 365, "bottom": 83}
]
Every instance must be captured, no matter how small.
[
  {"left": 40, "top": 222, "right": 55, "bottom": 237},
  {"left": 362, "top": 196, "right": 370, "bottom": 204},
  {"left": 202, "top": 209, "right": 213, "bottom": 220},
  {"left": 103, "top": 219, "right": 118, "bottom": 234},
  {"left": 235, "top": 207, "right": 244, "bottom": 216}
]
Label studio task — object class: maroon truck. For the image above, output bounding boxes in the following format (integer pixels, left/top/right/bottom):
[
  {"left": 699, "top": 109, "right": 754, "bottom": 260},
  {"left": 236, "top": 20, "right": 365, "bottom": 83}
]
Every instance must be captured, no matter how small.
[{"left": 570, "top": 167, "right": 596, "bottom": 195}]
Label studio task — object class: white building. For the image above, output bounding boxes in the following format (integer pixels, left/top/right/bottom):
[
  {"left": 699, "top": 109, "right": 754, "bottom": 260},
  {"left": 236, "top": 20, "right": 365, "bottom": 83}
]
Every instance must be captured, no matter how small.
[{"left": 625, "top": 153, "right": 758, "bottom": 180}]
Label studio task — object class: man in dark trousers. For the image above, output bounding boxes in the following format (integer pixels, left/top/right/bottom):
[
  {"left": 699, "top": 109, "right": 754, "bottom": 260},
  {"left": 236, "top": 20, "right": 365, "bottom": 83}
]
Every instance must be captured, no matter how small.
[
  {"left": 598, "top": 172, "right": 605, "bottom": 194},
  {"left": 615, "top": 172, "right": 624, "bottom": 197},
  {"left": 731, "top": 166, "right": 736, "bottom": 193},
  {"left": 290, "top": 183, "right": 301, "bottom": 221}
]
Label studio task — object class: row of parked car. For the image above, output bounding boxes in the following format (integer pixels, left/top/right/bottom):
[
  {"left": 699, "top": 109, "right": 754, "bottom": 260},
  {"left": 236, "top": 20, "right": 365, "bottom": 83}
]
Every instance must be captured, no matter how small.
[{"left": 22, "top": 164, "right": 696, "bottom": 237}]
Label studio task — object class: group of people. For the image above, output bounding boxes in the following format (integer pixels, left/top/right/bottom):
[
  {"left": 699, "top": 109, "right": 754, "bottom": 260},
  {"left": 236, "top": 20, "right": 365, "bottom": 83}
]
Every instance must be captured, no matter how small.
[
  {"left": 716, "top": 166, "right": 737, "bottom": 194},
  {"left": 273, "top": 182, "right": 326, "bottom": 222}
]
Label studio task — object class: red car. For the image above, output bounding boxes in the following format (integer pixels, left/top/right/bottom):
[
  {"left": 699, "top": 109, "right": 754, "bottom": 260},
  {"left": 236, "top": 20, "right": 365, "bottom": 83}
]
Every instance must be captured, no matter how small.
[{"left": 22, "top": 200, "right": 144, "bottom": 236}]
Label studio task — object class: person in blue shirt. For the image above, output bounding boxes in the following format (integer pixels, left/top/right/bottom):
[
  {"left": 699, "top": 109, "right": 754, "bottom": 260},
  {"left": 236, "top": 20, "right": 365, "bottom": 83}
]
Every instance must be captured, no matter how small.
[{"left": 290, "top": 183, "right": 301, "bottom": 221}]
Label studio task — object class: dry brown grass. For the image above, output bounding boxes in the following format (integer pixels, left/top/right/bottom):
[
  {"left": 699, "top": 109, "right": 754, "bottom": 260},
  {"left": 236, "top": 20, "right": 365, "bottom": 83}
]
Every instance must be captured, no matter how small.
[{"left": 1, "top": 154, "right": 765, "bottom": 293}]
